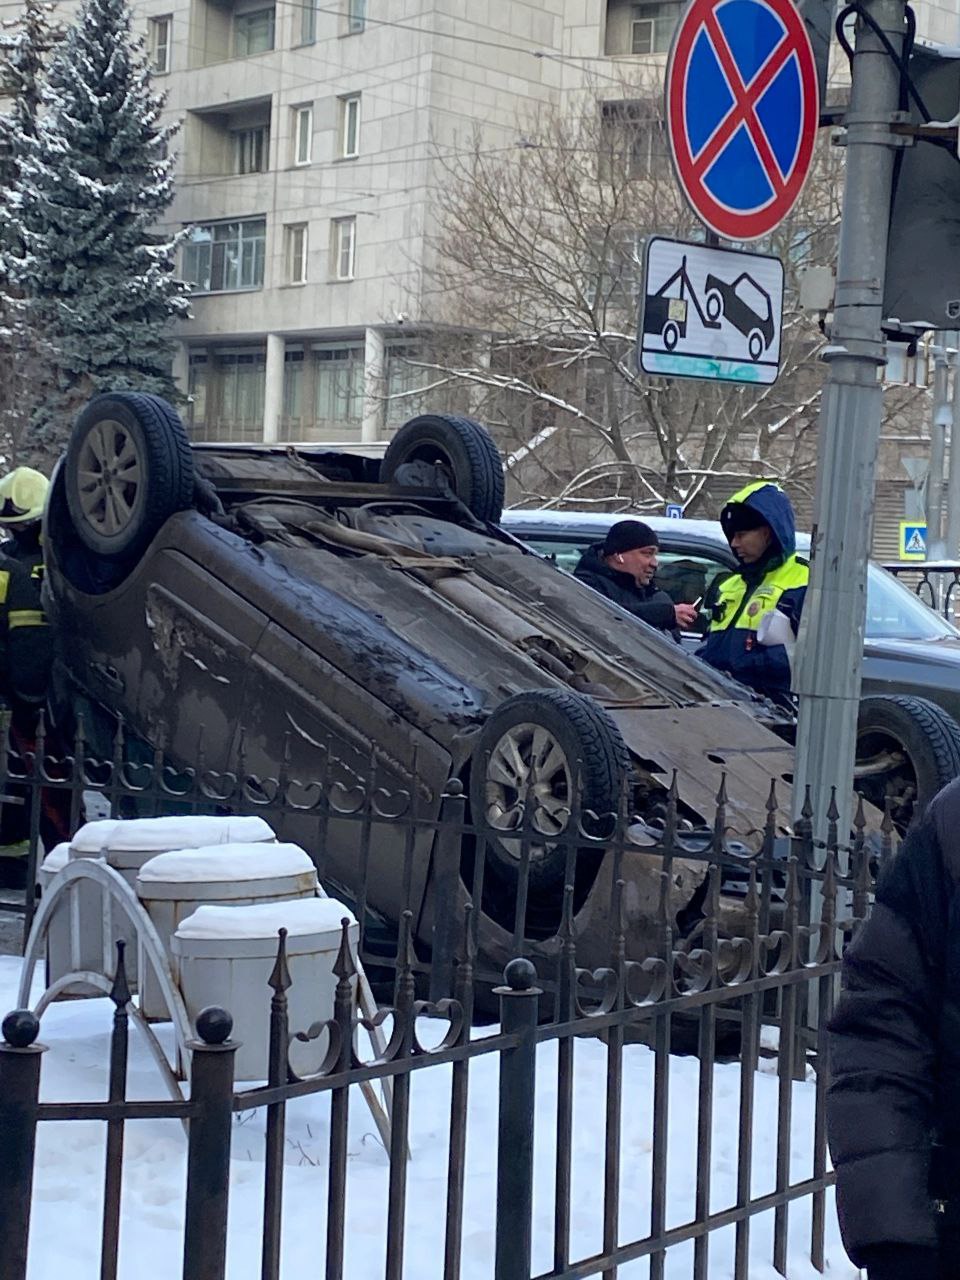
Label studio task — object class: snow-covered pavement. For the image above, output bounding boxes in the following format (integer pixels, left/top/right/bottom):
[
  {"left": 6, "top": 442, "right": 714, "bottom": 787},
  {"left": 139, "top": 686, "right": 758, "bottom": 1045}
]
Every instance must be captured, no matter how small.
[{"left": 2, "top": 956, "right": 857, "bottom": 1279}]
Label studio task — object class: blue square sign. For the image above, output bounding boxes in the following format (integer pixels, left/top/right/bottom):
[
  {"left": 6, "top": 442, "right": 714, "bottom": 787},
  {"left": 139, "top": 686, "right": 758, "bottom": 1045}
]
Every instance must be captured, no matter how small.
[
  {"left": 899, "top": 521, "right": 926, "bottom": 560},
  {"left": 666, "top": 503, "right": 684, "bottom": 519}
]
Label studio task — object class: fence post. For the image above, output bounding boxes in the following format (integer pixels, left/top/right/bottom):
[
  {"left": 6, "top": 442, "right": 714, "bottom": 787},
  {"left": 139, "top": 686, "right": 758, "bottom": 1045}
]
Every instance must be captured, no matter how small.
[
  {"left": 495, "top": 958, "right": 540, "bottom": 1280},
  {"left": 430, "top": 780, "right": 466, "bottom": 1004},
  {"left": 183, "top": 1007, "right": 238, "bottom": 1280},
  {"left": 0, "top": 1009, "right": 45, "bottom": 1280}
]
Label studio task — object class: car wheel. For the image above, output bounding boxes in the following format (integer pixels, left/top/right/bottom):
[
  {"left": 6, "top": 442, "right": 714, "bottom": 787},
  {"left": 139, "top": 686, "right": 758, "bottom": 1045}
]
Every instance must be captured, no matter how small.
[
  {"left": 855, "top": 694, "right": 960, "bottom": 830},
  {"left": 64, "top": 393, "right": 194, "bottom": 559},
  {"left": 380, "top": 413, "right": 505, "bottom": 524},
  {"left": 469, "top": 689, "right": 629, "bottom": 936},
  {"left": 662, "top": 321, "right": 680, "bottom": 351},
  {"left": 705, "top": 289, "right": 723, "bottom": 322},
  {"left": 747, "top": 329, "right": 765, "bottom": 360}
]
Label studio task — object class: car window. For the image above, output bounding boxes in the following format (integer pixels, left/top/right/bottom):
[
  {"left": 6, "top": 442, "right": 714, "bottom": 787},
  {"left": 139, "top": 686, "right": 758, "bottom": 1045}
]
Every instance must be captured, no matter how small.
[
  {"left": 865, "top": 563, "right": 959, "bottom": 640},
  {"left": 734, "top": 275, "right": 770, "bottom": 318},
  {"left": 519, "top": 535, "right": 730, "bottom": 635}
]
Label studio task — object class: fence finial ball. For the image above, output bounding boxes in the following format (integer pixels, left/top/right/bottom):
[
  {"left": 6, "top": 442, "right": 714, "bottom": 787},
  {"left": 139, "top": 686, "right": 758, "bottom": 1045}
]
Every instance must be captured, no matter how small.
[
  {"left": 2, "top": 1009, "right": 40, "bottom": 1048},
  {"left": 196, "top": 1006, "right": 233, "bottom": 1045},
  {"left": 503, "top": 957, "right": 537, "bottom": 991}
]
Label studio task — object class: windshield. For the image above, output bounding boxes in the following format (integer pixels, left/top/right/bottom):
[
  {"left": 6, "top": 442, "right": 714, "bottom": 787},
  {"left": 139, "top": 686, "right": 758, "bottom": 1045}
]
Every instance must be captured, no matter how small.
[{"left": 865, "top": 564, "right": 959, "bottom": 640}]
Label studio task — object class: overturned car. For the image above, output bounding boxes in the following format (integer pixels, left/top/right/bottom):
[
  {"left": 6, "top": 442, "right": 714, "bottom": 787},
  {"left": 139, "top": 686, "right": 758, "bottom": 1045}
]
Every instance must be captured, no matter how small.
[{"left": 44, "top": 393, "right": 871, "bottom": 970}]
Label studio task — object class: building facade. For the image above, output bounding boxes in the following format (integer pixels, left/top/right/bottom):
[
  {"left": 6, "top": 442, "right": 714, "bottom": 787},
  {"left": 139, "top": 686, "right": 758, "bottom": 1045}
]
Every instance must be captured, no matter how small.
[{"left": 146, "top": 0, "right": 958, "bottom": 444}]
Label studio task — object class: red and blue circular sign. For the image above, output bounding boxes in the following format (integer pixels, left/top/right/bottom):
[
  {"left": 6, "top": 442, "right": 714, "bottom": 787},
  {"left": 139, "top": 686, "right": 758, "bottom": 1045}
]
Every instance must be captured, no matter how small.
[{"left": 666, "top": 0, "right": 819, "bottom": 241}]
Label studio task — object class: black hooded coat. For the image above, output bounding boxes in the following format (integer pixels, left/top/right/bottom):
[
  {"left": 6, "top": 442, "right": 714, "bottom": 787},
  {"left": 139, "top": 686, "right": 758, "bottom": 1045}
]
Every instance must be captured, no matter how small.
[{"left": 573, "top": 544, "right": 678, "bottom": 634}]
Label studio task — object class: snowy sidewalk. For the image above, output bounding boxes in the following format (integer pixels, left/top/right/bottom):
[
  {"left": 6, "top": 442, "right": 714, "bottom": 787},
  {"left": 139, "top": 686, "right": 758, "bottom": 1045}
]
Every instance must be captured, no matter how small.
[{"left": 1, "top": 956, "right": 858, "bottom": 1279}]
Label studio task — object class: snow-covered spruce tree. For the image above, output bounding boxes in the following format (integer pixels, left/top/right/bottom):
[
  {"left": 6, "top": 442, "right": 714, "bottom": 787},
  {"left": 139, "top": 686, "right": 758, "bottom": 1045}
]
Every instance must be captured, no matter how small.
[
  {"left": 0, "top": 0, "right": 62, "bottom": 463},
  {"left": 8, "top": 0, "right": 189, "bottom": 453}
]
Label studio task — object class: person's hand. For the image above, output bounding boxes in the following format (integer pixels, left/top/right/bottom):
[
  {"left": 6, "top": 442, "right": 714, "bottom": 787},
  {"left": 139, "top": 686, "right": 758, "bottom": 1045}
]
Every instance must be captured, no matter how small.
[{"left": 674, "top": 602, "right": 699, "bottom": 629}]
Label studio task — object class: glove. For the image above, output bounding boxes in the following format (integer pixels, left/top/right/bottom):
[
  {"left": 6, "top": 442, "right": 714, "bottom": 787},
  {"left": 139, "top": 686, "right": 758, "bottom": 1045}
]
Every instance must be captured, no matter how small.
[{"left": 756, "top": 608, "right": 793, "bottom": 648}]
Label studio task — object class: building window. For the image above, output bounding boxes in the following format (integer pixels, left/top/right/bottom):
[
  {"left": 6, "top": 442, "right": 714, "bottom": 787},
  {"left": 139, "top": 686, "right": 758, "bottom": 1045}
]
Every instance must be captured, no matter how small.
[
  {"left": 331, "top": 217, "right": 355, "bottom": 279},
  {"left": 385, "top": 346, "right": 431, "bottom": 426},
  {"left": 315, "top": 346, "right": 364, "bottom": 424},
  {"left": 584, "top": 226, "right": 642, "bottom": 310},
  {"left": 283, "top": 350, "right": 304, "bottom": 425},
  {"left": 630, "top": 3, "right": 678, "bottom": 53},
  {"left": 598, "top": 100, "right": 665, "bottom": 181},
  {"left": 182, "top": 218, "right": 266, "bottom": 293},
  {"left": 347, "top": 0, "right": 365, "bottom": 33},
  {"left": 300, "top": 0, "right": 317, "bottom": 43},
  {"left": 293, "top": 106, "right": 312, "bottom": 165},
  {"left": 338, "top": 94, "right": 360, "bottom": 158},
  {"left": 234, "top": 7, "right": 275, "bottom": 57},
  {"left": 233, "top": 125, "right": 269, "bottom": 174},
  {"left": 285, "top": 223, "right": 308, "bottom": 283},
  {"left": 219, "top": 352, "right": 266, "bottom": 434},
  {"left": 187, "top": 354, "right": 208, "bottom": 432},
  {"left": 149, "top": 15, "right": 172, "bottom": 73}
]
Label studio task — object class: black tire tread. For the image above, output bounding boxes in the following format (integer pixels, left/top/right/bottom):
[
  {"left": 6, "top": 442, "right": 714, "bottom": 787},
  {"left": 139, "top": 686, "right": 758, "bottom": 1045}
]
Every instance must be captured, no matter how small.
[
  {"left": 858, "top": 693, "right": 960, "bottom": 802},
  {"left": 382, "top": 413, "right": 505, "bottom": 524},
  {"left": 65, "top": 392, "right": 194, "bottom": 559}
]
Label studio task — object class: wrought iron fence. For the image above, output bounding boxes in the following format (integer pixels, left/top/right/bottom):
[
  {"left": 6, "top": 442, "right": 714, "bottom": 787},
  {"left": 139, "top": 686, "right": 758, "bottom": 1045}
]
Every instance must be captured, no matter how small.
[{"left": 0, "top": 716, "right": 889, "bottom": 1279}]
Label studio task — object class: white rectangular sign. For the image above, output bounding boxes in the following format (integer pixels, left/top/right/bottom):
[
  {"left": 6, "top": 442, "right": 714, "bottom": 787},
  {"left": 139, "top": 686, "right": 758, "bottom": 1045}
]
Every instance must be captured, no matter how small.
[{"left": 637, "top": 236, "right": 784, "bottom": 385}]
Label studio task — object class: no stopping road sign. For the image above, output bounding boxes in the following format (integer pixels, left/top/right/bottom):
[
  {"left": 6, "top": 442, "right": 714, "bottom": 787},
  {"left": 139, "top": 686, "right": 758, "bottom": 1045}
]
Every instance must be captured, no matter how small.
[{"left": 666, "top": 0, "right": 819, "bottom": 240}]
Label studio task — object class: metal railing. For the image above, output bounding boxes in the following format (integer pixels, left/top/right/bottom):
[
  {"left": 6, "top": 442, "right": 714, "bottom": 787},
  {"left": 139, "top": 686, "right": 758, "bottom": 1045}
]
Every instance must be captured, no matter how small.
[{"left": 0, "top": 718, "right": 888, "bottom": 1279}]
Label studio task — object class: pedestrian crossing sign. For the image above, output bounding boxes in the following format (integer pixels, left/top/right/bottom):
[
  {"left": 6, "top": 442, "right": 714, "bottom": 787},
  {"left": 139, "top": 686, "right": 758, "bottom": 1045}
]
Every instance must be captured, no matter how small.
[{"left": 899, "top": 521, "right": 927, "bottom": 560}]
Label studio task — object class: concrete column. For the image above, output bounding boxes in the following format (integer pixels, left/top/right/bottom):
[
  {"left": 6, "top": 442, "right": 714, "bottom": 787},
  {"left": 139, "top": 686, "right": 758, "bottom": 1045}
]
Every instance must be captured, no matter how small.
[
  {"left": 361, "top": 326, "right": 385, "bottom": 442},
  {"left": 171, "top": 341, "right": 189, "bottom": 398},
  {"left": 263, "top": 333, "right": 284, "bottom": 444}
]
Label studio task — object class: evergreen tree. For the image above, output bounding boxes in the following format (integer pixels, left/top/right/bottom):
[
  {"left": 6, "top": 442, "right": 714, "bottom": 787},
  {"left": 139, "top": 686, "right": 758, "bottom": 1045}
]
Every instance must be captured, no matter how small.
[
  {"left": 0, "top": 0, "right": 62, "bottom": 463},
  {"left": 7, "top": 0, "right": 188, "bottom": 452}
]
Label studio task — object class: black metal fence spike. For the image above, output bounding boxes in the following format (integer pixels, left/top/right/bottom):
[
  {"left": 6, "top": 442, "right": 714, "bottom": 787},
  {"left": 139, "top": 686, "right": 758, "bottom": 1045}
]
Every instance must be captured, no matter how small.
[
  {"left": 766, "top": 777, "right": 778, "bottom": 813},
  {"left": 332, "top": 918, "right": 357, "bottom": 983},
  {"left": 1, "top": 1008, "right": 39, "bottom": 1049},
  {"left": 827, "top": 786, "right": 840, "bottom": 824},
  {"left": 715, "top": 772, "right": 728, "bottom": 809},
  {"left": 109, "top": 941, "right": 131, "bottom": 1010},
  {"left": 196, "top": 1006, "right": 233, "bottom": 1046},
  {"left": 668, "top": 769, "right": 679, "bottom": 801},
  {"left": 801, "top": 785, "right": 814, "bottom": 822},
  {"left": 881, "top": 795, "right": 895, "bottom": 836},
  {"left": 854, "top": 791, "right": 866, "bottom": 832},
  {"left": 268, "top": 928, "right": 292, "bottom": 994},
  {"left": 443, "top": 776, "right": 464, "bottom": 798}
]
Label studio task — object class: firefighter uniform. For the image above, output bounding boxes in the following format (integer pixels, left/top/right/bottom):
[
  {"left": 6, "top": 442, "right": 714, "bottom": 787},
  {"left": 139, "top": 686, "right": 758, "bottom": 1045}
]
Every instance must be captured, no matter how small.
[{"left": 698, "top": 480, "right": 808, "bottom": 703}]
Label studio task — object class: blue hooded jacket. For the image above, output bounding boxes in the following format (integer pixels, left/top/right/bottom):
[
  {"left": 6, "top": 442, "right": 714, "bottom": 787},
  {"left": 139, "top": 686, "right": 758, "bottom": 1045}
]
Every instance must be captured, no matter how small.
[{"left": 697, "top": 482, "right": 808, "bottom": 703}]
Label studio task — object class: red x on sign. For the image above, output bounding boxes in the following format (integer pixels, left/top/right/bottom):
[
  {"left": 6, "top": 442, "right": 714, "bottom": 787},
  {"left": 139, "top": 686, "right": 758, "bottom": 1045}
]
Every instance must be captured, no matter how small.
[{"left": 666, "top": 0, "right": 819, "bottom": 240}]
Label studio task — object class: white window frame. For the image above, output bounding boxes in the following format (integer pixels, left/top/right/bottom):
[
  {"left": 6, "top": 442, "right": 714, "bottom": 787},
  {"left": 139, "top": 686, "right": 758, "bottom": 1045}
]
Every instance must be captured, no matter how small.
[
  {"left": 149, "top": 15, "right": 172, "bottom": 73},
  {"left": 630, "top": 3, "right": 677, "bottom": 54},
  {"left": 293, "top": 105, "right": 312, "bottom": 166},
  {"left": 299, "top": 0, "right": 317, "bottom": 44},
  {"left": 347, "top": 0, "right": 365, "bottom": 33},
  {"left": 285, "top": 223, "right": 308, "bottom": 284},
  {"left": 331, "top": 217, "right": 356, "bottom": 280},
  {"left": 338, "top": 94, "right": 360, "bottom": 159},
  {"left": 182, "top": 218, "right": 267, "bottom": 294},
  {"left": 233, "top": 7, "right": 275, "bottom": 57},
  {"left": 233, "top": 124, "right": 269, "bottom": 174}
]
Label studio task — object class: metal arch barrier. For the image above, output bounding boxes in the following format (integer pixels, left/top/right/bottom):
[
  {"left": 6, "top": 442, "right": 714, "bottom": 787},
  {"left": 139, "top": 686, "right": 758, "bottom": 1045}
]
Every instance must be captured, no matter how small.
[{"left": 16, "top": 858, "right": 194, "bottom": 1102}]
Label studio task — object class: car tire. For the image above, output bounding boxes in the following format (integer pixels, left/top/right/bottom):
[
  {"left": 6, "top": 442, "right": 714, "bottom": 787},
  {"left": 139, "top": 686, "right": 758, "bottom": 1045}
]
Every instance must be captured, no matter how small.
[
  {"left": 381, "top": 413, "right": 505, "bottom": 524},
  {"left": 469, "top": 689, "right": 629, "bottom": 936},
  {"left": 705, "top": 289, "right": 723, "bottom": 322},
  {"left": 747, "top": 329, "right": 765, "bottom": 360},
  {"left": 855, "top": 694, "right": 960, "bottom": 828},
  {"left": 64, "top": 392, "right": 195, "bottom": 560},
  {"left": 662, "top": 321, "right": 679, "bottom": 351}
]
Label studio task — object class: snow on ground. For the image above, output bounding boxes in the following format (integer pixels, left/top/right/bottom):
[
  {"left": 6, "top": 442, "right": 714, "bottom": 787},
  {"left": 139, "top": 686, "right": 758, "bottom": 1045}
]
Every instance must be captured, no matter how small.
[{"left": 2, "top": 956, "right": 858, "bottom": 1280}]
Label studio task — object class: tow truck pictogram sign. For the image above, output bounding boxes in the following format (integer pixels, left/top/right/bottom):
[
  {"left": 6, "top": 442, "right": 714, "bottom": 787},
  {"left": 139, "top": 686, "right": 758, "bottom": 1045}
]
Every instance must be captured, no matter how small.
[{"left": 637, "top": 236, "right": 784, "bottom": 384}]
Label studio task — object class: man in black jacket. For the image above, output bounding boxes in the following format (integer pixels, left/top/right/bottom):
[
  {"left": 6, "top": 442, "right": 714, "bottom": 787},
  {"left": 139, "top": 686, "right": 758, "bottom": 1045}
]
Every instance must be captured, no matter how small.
[
  {"left": 574, "top": 520, "right": 698, "bottom": 636},
  {"left": 828, "top": 778, "right": 960, "bottom": 1280}
]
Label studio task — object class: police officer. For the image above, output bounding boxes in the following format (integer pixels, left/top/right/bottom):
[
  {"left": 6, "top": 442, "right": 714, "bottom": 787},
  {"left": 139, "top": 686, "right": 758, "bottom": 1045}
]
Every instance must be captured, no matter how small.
[
  {"left": 0, "top": 467, "right": 52, "bottom": 708},
  {"left": 697, "top": 480, "right": 808, "bottom": 707},
  {"left": 0, "top": 467, "right": 72, "bottom": 882}
]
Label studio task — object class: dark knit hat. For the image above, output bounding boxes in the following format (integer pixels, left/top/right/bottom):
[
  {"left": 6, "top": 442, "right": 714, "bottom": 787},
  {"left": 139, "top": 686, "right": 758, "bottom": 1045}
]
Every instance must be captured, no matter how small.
[
  {"left": 720, "top": 503, "right": 771, "bottom": 538},
  {"left": 602, "top": 520, "right": 659, "bottom": 555}
]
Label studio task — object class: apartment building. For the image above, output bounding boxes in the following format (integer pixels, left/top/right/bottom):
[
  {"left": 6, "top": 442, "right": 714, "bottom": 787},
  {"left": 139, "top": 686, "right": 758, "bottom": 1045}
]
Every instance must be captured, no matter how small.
[{"left": 146, "top": 0, "right": 959, "bottom": 444}]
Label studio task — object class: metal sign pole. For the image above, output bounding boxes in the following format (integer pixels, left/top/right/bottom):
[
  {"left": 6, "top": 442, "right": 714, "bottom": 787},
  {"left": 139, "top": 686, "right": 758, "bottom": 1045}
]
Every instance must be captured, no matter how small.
[{"left": 792, "top": 0, "right": 908, "bottom": 846}]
